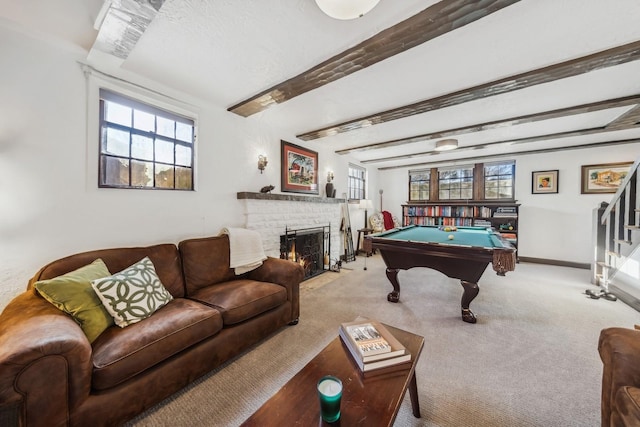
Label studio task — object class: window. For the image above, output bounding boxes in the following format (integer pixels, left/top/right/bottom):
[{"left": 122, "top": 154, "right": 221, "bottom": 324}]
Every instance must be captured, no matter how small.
[
  {"left": 409, "top": 169, "right": 430, "bottom": 201},
  {"left": 438, "top": 166, "right": 473, "bottom": 200},
  {"left": 348, "top": 164, "right": 366, "bottom": 200},
  {"left": 99, "top": 89, "right": 195, "bottom": 190},
  {"left": 484, "top": 161, "right": 514, "bottom": 199}
]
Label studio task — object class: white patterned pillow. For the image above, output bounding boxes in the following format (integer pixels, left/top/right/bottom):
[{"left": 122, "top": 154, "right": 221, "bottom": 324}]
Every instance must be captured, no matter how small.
[{"left": 91, "top": 257, "right": 173, "bottom": 327}]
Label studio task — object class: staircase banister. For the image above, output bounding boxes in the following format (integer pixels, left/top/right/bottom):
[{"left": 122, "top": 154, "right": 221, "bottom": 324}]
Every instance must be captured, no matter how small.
[{"left": 601, "top": 157, "right": 640, "bottom": 224}]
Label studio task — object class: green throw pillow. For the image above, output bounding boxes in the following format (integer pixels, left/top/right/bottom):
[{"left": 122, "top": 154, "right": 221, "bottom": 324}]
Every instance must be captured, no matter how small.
[
  {"left": 34, "top": 258, "right": 114, "bottom": 343},
  {"left": 91, "top": 256, "right": 173, "bottom": 327}
]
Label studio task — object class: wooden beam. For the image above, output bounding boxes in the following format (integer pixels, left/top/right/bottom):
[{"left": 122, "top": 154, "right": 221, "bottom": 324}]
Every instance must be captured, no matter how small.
[
  {"left": 298, "top": 40, "right": 640, "bottom": 141},
  {"left": 606, "top": 104, "right": 640, "bottom": 130},
  {"left": 376, "top": 139, "right": 640, "bottom": 171},
  {"left": 336, "top": 96, "right": 640, "bottom": 155},
  {"left": 227, "top": 0, "right": 520, "bottom": 117}
]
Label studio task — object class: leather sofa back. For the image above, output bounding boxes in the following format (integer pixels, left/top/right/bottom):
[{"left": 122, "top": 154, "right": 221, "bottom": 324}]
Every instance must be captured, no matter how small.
[
  {"left": 179, "top": 235, "right": 236, "bottom": 295},
  {"left": 29, "top": 243, "right": 186, "bottom": 298}
]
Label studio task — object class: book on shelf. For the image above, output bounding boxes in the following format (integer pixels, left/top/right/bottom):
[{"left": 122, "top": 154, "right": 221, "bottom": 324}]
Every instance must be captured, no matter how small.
[{"left": 339, "top": 319, "right": 411, "bottom": 373}]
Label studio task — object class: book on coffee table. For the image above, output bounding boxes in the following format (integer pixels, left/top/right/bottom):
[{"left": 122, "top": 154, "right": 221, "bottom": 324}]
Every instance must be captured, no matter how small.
[{"left": 339, "top": 319, "right": 411, "bottom": 374}]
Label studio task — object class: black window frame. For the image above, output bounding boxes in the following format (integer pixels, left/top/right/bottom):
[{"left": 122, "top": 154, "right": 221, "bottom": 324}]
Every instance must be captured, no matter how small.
[
  {"left": 348, "top": 164, "right": 366, "bottom": 201},
  {"left": 98, "top": 89, "right": 195, "bottom": 191}
]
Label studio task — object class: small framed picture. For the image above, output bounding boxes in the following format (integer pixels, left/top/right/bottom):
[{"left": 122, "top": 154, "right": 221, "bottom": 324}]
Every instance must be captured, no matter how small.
[
  {"left": 532, "top": 170, "right": 559, "bottom": 194},
  {"left": 580, "top": 162, "right": 632, "bottom": 194},
  {"left": 281, "top": 140, "right": 319, "bottom": 195}
]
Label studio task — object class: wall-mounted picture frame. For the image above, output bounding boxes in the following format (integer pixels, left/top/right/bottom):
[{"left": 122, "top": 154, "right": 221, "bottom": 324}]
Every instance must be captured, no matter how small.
[
  {"left": 581, "top": 162, "right": 633, "bottom": 194},
  {"left": 532, "top": 170, "right": 559, "bottom": 194},
  {"left": 281, "top": 140, "right": 318, "bottom": 194}
]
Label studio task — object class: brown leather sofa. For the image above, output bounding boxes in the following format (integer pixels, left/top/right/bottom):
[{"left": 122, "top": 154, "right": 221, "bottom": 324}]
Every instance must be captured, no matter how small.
[
  {"left": 598, "top": 327, "right": 640, "bottom": 426},
  {"left": 0, "top": 235, "right": 304, "bottom": 427}
]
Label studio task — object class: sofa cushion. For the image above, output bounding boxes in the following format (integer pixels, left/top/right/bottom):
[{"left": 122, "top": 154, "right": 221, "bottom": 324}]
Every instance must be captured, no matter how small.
[
  {"left": 34, "top": 258, "right": 114, "bottom": 343},
  {"left": 31, "top": 243, "right": 186, "bottom": 298},
  {"left": 92, "top": 257, "right": 173, "bottom": 327},
  {"left": 189, "top": 279, "right": 287, "bottom": 325},
  {"left": 614, "top": 386, "right": 640, "bottom": 426},
  {"left": 179, "top": 235, "right": 237, "bottom": 295},
  {"left": 91, "top": 298, "right": 223, "bottom": 390}
]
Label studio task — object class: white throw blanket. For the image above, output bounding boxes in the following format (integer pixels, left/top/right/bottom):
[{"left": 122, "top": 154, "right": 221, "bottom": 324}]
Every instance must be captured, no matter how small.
[{"left": 219, "top": 227, "right": 267, "bottom": 275}]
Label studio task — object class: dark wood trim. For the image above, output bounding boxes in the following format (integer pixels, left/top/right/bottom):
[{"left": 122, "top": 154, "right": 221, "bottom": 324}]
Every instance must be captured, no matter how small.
[
  {"left": 228, "top": 0, "right": 520, "bottom": 117},
  {"left": 429, "top": 167, "right": 438, "bottom": 201},
  {"left": 519, "top": 257, "right": 589, "bottom": 270},
  {"left": 336, "top": 95, "right": 640, "bottom": 155},
  {"left": 298, "top": 40, "right": 640, "bottom": 141},
  {"left": 473, "top": 163, "right": 484, "bottom": 200},
  {"left": 377, "top": 138, "right": 640, "bottom": 171}
]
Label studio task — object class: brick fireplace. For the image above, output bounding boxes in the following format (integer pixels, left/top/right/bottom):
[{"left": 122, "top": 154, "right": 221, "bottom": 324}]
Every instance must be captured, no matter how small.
[{"left": 237, "top": 192, "right": 343, "bottom": 270}]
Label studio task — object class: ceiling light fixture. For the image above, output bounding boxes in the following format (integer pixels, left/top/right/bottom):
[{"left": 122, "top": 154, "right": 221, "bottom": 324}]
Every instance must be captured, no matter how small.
[
  {"left": 315, "top": 0, "right": 380, "bottom": 20},
  {"left": 434, "top": 139, "right": 458, "bottom": 151}
]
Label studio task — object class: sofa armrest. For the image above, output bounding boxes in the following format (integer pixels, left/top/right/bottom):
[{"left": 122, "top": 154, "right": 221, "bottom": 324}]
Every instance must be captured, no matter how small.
[
  {"left": 0, "top": 291, "right": 93, "bottom": 426},
  {"left": 246, "top": 257, "right": 304, "bottom": 322},
  {"left": 598, "top": 327, "right": 640, "bottom": 427}
]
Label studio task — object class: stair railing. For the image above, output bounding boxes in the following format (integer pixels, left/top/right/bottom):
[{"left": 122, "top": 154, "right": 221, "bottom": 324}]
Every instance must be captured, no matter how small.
[{"left": 599, "top": 157, "right": 640, "bottom": 291}]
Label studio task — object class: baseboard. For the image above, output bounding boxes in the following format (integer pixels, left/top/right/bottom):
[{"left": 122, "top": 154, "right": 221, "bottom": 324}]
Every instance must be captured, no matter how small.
[
  {"left": 518, "top": 257, "right": 590, "bottom": 270},
  {"left": 609, "top": 284, "right": 640, "bottom": 313}
]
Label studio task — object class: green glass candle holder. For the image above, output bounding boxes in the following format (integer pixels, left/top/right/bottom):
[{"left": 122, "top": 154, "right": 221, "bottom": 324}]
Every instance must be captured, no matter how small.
[{"left": 317, "top": 375, "right": 342, "bottom": 423}]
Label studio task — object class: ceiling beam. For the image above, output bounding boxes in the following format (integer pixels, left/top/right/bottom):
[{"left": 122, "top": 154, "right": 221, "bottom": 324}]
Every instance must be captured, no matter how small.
[
  {"left": 336, "top": 95, "right": 640, "bottom": 155},
  {"left": 227, "top": 0, "right": 520, "bottom": 117},
  {"left": 297, "top": 40, "right": 640, "bottom": 141},
  {"left": 606, "top": 104, "right": 640, "bottom": 130},
  {"left": 361, "top": 127, "right": 608, "bottom": 164},
  {"left": 376, "top": 139, "right": 640, "bottom": 171}
]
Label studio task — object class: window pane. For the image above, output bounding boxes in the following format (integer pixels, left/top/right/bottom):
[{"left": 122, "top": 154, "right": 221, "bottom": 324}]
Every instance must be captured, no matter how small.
[
  {"left": 155, "top": 139, "right": 174, "bottom": 164},
  {"left": 101, "top": 156, "right": 129, "bottom": 186},
  {"left": 134, "top": 110, "right": 155, "bottom": 132},
  {"left": 105, "top": 101, "right": 131, "bottom": 127},
  {"left": 157, "top": 116, "right": 175, "bottom": 138},
  {"left": 499, "top": 164, "right": 513, "bottom": 175},
  {"left": 485, "top": 165, "right": 499, "bottom": 176},
  {"left": 130, "top": 160, "right": 153, "bottom": 187},
  {"left": 155, "top": 164, "right": 174, "bottom": 188},
  {"left": 175, "top": 145, "right": 192, "bottom": 166},
  {"left": 99, "top": 90, "right": 195, "bottom": 191},
  {"left": 131, "top": 134, "right": 153, "bottom": 161},
  {"left": 500, "top": 187, "right": 513, "bottom": 198},
  {"left": 104, "top": 127, "right": 130, "bottom": 157},
  {"left": 176, "top": 122, "right": 193, "bottom": 143},
  {"left": 175, "top": 166, "right": 192, "bottom": 190}
]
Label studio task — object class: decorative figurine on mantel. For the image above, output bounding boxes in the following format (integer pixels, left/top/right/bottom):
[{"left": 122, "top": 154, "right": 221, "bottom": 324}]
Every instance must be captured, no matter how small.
[
  {"left": 326, "top": 171, "right": 336, "bottom": 198},
  {"left": 260, "top": 185, "right": 275, "bottom": 193}
]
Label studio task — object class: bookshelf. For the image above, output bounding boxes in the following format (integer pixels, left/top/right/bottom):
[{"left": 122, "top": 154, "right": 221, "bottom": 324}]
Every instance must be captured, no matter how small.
[{"left": 402, "top": 201, "right": 519, "bottom": 255}]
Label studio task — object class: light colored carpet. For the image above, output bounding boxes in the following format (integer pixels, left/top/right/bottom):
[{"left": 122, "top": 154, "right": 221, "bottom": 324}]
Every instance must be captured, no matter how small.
[{"left": 126, "top": 254, "right": 640, "bottom": 426}]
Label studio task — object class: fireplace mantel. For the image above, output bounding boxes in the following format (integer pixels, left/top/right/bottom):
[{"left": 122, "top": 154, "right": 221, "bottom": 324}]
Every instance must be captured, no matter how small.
[{"left": 237, "top": 192, "right": 345, "bottom": 204}]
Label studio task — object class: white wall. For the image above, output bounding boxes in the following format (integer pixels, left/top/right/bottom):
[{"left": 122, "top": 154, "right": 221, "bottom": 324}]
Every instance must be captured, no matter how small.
[
  {"left": 3, "top": 23, "right": 636, "bottom": 311},
  {"left": 0, "top": 25, "right": 370, "bottom": 310},
  {"left": 380, "top": 143, "right": 640, "bottom": 265}
]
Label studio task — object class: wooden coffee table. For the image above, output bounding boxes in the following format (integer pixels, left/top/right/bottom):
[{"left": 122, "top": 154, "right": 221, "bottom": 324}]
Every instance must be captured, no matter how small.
[{"left": 240, "top": 324, "right": 424, "bottom": 426}]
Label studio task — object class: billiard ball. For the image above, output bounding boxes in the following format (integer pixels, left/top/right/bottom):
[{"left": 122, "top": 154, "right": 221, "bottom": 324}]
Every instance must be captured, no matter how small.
[{"left": 448, "top": 234, "right": 454, "bottom": 240}]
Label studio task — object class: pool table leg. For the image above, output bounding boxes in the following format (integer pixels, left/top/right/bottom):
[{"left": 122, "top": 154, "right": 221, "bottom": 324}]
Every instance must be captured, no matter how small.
[
  {"left": 460, "top": 280, "right": 479, "bottom": 323},
  {"left": 385, "top": 268, "right": 401, "bottom": 302}
]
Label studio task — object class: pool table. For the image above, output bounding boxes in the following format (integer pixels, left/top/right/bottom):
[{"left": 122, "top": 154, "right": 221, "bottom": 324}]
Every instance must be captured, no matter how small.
[{"left": 364, "top": 225, "right": 516, "bottom": 323}]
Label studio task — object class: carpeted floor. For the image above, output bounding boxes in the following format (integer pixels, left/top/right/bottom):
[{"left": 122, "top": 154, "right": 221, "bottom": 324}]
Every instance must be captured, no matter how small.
[{"left": 126, "top": 254, "right": 640, "bottom": 426}]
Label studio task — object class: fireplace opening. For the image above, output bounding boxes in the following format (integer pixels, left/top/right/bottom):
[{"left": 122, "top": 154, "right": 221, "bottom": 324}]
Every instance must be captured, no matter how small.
[{"left": 280, "top": 225, "right": 331, "bottom": 280}]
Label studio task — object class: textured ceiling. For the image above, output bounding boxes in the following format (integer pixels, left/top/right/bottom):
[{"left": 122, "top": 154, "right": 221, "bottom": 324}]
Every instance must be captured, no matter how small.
[{"left": 2, "top": 0, "right": 640, "bottom": 169}]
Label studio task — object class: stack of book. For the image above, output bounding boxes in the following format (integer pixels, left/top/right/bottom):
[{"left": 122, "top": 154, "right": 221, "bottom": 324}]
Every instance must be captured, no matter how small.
[{"left": 339, "top": 319, "right": 411, "bottom": 377}]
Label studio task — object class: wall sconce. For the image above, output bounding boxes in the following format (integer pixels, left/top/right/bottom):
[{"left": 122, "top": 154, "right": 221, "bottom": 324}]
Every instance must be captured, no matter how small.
[
  {"left": 327, "top": 171, "right": 334, "bottom": 182},
  {"left": 258, "top": 155, "right": 268, "bottom": 174}
]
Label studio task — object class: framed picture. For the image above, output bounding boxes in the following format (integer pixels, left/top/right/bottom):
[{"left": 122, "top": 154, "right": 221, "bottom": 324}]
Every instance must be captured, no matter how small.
[
  {"left": 581, "top": 162, "right": 633, "bottom": 194},
  {"left": 281, "top": 140, "right": 319, "bottom": 194},
  {"left": 532, "top": 170, "right": 559, "bottom": 194}
]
